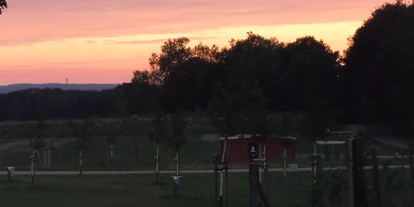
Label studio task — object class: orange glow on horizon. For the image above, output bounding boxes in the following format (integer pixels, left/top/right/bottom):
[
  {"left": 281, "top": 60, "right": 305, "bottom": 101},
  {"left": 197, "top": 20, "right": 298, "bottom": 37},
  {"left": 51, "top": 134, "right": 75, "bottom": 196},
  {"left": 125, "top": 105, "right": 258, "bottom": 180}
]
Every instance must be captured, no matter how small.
[{"left": 0, "top": 0, "right": 393, "bottom": 85}]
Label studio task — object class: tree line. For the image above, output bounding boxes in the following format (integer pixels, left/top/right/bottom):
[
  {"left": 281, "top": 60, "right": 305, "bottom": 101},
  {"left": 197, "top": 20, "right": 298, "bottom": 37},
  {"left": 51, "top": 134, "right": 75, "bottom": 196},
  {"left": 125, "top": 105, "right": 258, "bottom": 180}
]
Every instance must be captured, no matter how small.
[{"left": 1, "top": 2, "right": 414, "bottom": 133}]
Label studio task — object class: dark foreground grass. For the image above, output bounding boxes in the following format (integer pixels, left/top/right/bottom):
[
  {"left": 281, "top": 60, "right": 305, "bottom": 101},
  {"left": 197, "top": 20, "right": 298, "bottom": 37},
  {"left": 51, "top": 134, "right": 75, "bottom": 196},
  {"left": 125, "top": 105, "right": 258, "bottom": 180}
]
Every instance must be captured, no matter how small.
[
  {"left": 1, "top": 168, "right": 414, "bottom": 207},
  {"left": 0, "top": 172, "right": 313, "bottom": 207}
]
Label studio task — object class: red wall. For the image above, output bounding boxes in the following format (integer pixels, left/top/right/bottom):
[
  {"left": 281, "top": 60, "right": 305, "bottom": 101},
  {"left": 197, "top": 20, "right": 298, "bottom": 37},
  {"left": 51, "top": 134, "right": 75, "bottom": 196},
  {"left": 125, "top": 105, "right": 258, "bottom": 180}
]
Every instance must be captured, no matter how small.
[{"left": 220, "top": 138, "right": 295, "bottom": 164}]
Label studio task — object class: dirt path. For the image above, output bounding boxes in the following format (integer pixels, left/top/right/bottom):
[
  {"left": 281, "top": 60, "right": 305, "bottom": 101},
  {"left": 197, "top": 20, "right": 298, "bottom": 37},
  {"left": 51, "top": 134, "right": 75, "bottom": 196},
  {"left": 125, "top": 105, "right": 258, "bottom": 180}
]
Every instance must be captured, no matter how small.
[{"left": 0, "top": 165, "right": 410, "bottom": 175}]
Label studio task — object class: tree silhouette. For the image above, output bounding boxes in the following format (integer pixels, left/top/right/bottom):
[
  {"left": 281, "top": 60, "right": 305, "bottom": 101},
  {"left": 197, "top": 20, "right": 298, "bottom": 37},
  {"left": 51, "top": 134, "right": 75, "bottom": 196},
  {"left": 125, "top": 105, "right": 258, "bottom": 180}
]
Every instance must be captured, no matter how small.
[
  {"left": 341, "top": 1, "right": 414, "bottom": 126},
  {"left": 0, "top": 0, "right": 7, "bottom": 15}
]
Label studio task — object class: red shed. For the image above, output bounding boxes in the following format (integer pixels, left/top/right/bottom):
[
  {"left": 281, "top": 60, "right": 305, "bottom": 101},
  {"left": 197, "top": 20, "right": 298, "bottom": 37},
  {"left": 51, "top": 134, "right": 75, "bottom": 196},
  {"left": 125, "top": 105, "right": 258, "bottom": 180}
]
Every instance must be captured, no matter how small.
[{"left": 219, "top": 135, "right": 296, "bottom": 164}]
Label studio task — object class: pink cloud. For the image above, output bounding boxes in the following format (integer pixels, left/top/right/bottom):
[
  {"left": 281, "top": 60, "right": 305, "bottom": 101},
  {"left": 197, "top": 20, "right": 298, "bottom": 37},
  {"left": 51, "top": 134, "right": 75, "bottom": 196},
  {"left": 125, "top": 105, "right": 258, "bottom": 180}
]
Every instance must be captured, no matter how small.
[
  {"left": 102, "top": 36, "right": 214, "bottom": 45},
  {"left": 0, "top": 0, "right": 392, "bottom": 46}
]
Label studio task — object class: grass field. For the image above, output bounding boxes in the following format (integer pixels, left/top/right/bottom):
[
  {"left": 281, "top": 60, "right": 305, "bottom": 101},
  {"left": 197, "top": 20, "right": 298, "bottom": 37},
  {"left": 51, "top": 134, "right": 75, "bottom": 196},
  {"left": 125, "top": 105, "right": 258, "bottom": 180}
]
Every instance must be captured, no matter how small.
[
  {"left": 0, "top": 172, "right": 311, "bottom": 207},
  {"left": 0, "top": 168, "right": 413, "bottom": 207}
]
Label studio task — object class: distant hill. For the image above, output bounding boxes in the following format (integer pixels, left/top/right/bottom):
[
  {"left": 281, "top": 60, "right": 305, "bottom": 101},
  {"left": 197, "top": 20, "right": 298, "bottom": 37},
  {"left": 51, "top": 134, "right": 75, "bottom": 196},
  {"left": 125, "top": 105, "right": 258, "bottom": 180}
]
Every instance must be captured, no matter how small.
[{"left": 0, "top": 83, "right": 119, "bottom": 94}]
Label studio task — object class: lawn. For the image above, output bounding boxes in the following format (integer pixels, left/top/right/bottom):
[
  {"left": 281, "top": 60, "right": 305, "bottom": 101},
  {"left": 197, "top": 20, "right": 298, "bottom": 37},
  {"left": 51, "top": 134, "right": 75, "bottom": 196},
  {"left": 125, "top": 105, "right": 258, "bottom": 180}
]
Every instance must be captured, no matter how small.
[
  {"left": 0, "top": 172, "right": 313, "bottom": 207},
  {"left": 0, "top": 167, "right": 413, "bottom": 207}
]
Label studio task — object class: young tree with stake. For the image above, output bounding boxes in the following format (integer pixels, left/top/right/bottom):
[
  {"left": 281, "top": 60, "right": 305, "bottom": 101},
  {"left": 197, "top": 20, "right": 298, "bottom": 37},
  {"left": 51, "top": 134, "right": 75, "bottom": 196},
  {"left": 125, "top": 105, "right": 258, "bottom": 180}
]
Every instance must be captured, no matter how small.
[
  {"left": 163, "top": 113, "right": 187, "bottom": 196},
  {"left": 76, "top": 120, "right": 93, "bottom": 176},
  {"left": 105, "top": 124, "right": 118, "bottom": 165},
  {"left": 148, "top": 114, "right": 168, "bottom": 184},
  {"left": 28, "top": 120, "right": 47, "bottom": 188},
  {"left": 208, "top": 61, "right": 265, "bottom": 207}
]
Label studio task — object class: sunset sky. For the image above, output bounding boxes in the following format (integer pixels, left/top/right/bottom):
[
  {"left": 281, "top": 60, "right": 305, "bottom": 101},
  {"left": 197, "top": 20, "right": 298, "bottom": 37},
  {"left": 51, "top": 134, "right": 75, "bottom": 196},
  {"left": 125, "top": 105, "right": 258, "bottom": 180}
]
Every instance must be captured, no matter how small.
[{"left": 0, "top": 0, "right": 392, "bottom": 85}]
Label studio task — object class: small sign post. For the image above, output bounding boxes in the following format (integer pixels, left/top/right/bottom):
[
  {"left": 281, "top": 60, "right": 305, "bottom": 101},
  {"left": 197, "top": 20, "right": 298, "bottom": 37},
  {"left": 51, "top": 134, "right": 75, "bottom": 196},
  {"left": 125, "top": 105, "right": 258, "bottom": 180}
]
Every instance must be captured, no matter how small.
[{"left": 248, "top": 143, "right": 258, "bottom": 162}]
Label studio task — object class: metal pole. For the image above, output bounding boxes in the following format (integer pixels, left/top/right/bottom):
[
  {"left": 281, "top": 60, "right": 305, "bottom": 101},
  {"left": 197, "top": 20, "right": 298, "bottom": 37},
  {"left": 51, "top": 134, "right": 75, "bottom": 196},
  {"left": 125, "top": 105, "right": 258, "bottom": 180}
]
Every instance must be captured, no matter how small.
[
  {"left": 347, "top": 139, "right": 354, "bottom": 207},
  {"left": 333, "top": 144, "right": 336, "bottom": 167},
  {"left": 214, "top": 159, "right": 218, "bottom": 207},
  {"left": 401, "top": 151, "right": 405, "bottom": 207},
  {"left": 263, "top": 144, "right": 268, "bottom": 191},
  {"left": 313, "top": 143, "right": 317, "bottom": 183},
  {"left": 283, "top": 149, "right": 287, "bottom": 180},
  {"left": 225, "top": 159, "right": 228, "bottom": 207},
  {"left": 409, "top": 143, "right": 413, "bottom": 180}
]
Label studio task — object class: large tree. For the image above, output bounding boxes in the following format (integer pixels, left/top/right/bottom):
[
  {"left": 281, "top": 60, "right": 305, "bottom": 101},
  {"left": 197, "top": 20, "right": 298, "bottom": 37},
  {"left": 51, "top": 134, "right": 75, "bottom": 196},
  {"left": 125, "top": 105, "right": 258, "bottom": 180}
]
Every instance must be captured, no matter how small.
[
  {"left": 0, "top": 0, "right": 6, "bottom": 15},
  {"left": 342, "top": 1, "right": 414, "bottom": 125}
]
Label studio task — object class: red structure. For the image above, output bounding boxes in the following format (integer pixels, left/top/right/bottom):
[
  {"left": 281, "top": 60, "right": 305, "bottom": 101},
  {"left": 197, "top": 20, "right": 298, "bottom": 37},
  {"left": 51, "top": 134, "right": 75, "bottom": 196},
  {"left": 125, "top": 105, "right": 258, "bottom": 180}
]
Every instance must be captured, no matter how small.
[{"left": 219, "top": 135, "right": 296, "bottom": 164}]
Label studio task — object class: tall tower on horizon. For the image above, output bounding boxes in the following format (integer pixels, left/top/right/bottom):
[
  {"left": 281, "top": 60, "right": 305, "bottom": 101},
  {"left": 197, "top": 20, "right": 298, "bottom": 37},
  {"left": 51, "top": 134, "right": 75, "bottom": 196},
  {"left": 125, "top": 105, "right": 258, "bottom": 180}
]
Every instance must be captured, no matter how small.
[{"left": 66, "top": 78, "right": 68, "bottom": 84}]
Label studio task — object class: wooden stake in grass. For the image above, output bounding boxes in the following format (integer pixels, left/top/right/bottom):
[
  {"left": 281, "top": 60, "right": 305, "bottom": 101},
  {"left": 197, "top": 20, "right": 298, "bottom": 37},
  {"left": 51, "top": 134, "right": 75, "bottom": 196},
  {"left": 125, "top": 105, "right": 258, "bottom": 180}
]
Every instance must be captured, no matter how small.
[
  {"left": 154, "top": 145, "right": 160, "bottom": 184},
  {"left": 108, "top": 145, "right": 115, "bottom": 165},
  {"left": 79, "top": 151, "right": 83, "bottom": 176},
  {"left": 30, "top": 150, "right": 36, "bottom": 188}
]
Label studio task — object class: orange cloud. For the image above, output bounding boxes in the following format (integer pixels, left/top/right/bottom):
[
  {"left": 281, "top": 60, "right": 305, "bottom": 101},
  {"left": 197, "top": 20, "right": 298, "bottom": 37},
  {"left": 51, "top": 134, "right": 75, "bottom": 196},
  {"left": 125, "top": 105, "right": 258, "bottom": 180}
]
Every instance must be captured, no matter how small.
[
  {"left": 0, "top": 0, "right": 392, "bottom": 46},
  {"left": 0, "top": 0, "right": 395, "bottom": 85}
]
